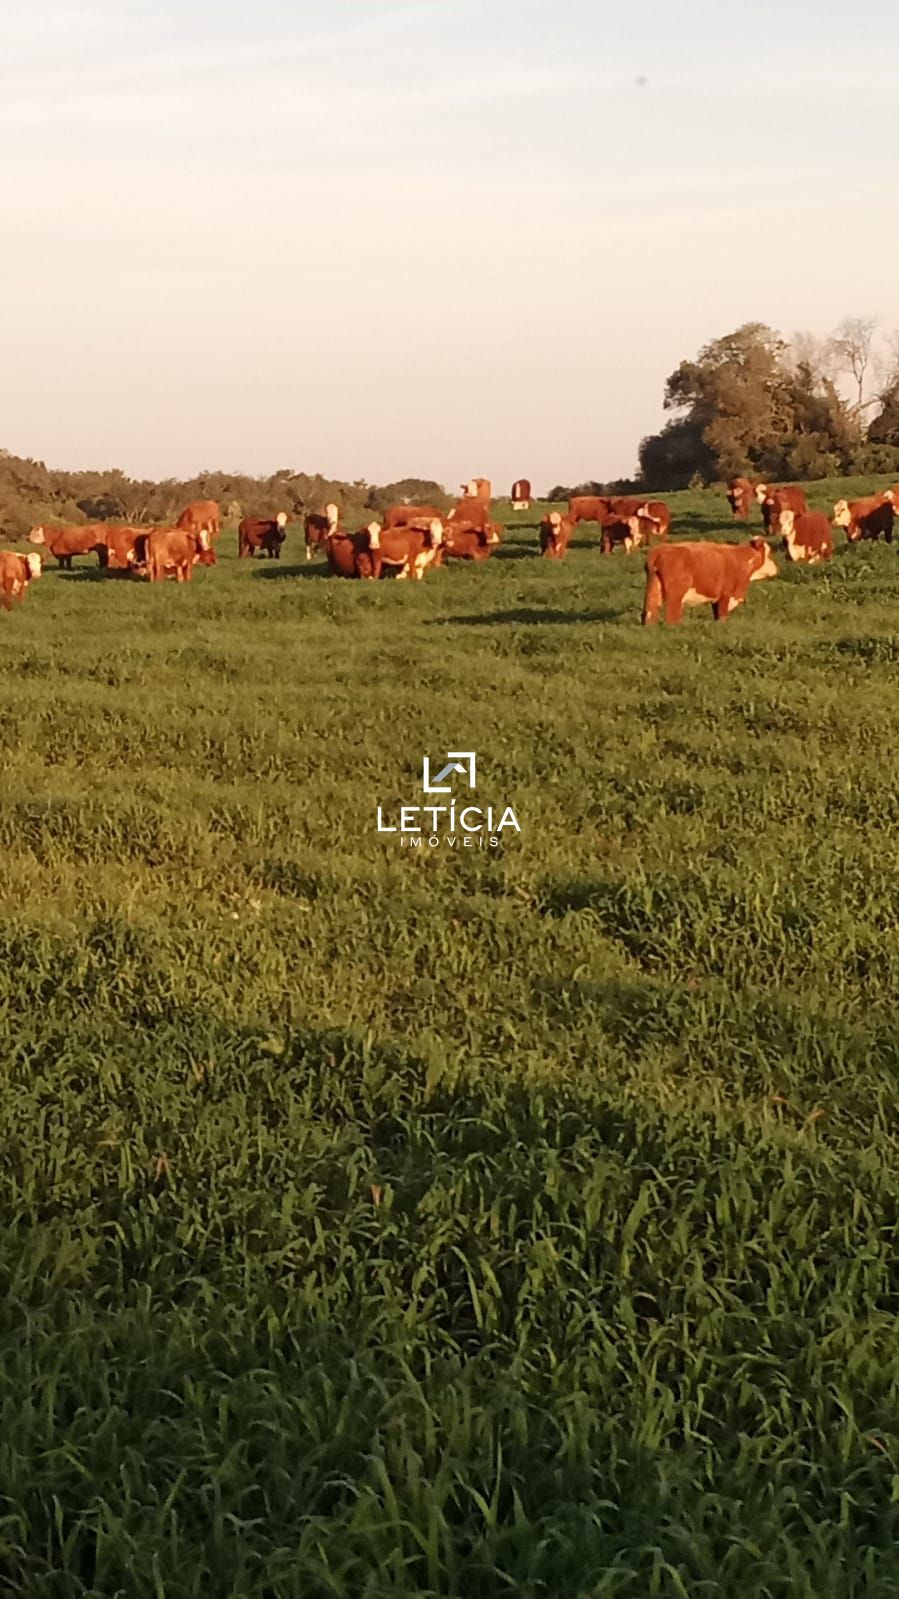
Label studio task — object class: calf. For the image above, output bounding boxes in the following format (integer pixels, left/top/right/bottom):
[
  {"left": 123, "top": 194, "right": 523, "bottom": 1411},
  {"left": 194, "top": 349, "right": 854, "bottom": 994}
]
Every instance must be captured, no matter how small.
[
  {"left": 642, "top": 538, "right": 777, "bottom": 625},
  {"left": 833, "top": 494, "right": 894, "bottom": 544},
  {"left": 143, "top": 527, "right": 215, "bottom": 582},
  {"left": 779, "top": 509, "right": 833, "bottom": 564},
  {"left": 442, "top": 522, "right": 501, "bottom": 560},
  {"left": 539, "top": 511, "right": 573, "bottom": 559},
  {"left": 239, "top": 512, "right": 288, "bottom": 558},
  {"left": 0, "top": 550, "right": 42, "bottom": 609},
  {"left": 726, "top": 477, "right": 756, "bottom": 518},
  {"left": 28, "top": 523, "right": 107, "bottom": 570},
  {"left": 304, "top": 503, "right": 339, "bottom": 560}
]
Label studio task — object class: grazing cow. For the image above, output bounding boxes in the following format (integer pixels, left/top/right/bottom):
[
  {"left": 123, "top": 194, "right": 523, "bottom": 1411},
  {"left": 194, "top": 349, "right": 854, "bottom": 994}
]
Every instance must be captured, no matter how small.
[
  {"left": 442, "top": 522, "right": 501, "bottom": 560},
  {"left": 0, "top": 550, "right": 42, "bottom": 609},
  {"left": 833, "top": 493, "right": 895, "bottom": 544},
  {"left": 325, "top": 528, "right": 377, "bottom": 580},
  {"left": 28, "top": 523, "right": 107, "bottom": 570},
  {"left": 642, "top": 538, "right": 778, "bottom": 625},
  {"left": 779, "top": 509, "right": 833, "bottom": 564},
  {"left": 304, "top": 503, "right": 339, "bottom": 560},
  {"left": 511, "top": 478, "right": 532, "bottom": 510},
  {"left": 539, "top": 512, "right": 573, "bottom": 559},
  {"left": 756, "top": 483, "right": 807, "bottom": 534},
  {"left": 462, "top": 478, "right": 492, "bottom": 504},
  {"left": 103, "top": 526, "right": 145, "bottom": 572},
  {"left": 447, "top": 496, "right": 490, "bottom": 532},
  {"left": 568, "top": 495, "right": 613, "bottom": 528},
  {"left": 239, "top": 512, "right": 288, "bottom": 559},
  {"left": 726, "top": 478, "right": 756, "bottom": 518},
  {"left": 369, "top": 519, "right": 445, "bottom": 580},
  {"left": 634, "top": 500, "right": 671, "bottom": 542},
  {"left": 599, "top": 513, "right": 642, "bottom": 555},
  {"left": 175, "top": 499, "right": 221, "bottom": 543},
  {"left": 383, "top": 503, "right": 444, "bottom": 531},
  {"left": 143, "top": 527, "right": 214, "bottom": 582}
]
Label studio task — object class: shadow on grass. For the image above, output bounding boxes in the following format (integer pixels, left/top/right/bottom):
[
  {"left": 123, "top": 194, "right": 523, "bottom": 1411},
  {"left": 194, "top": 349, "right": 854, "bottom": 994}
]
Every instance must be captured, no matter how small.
[
  {"left": 430, "top": 606, "right": 622, "bottom": 627},
  {"left": 251, "top": 563, "right": 333, "bottom": 581}
]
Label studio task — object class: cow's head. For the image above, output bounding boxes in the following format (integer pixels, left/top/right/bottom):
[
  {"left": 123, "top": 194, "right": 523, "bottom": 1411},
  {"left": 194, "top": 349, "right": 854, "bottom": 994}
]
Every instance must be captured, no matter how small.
[
  {"left": 276, "top": 511, "right": 288, "bottom": 529},
  {"left": 832, "top": 498, "right": 852, "bottom": 531},
  {"left": 28, "top": 526, "right": 46, "bottom": 546},
  {"left": 754, "top": 483, "right": 769, "bottom": 504},
  {"left": 427, "top": 519, "right": 444, "bottom": 547},
  {"left": 25, "top": 552, "right": 43, "bottom": 580},
  {"left": 325, "top": 503, "right": 339, "bottom": 531},
  {"left": 366, "top": 521, "right": 381, "bottom": 549},
  {"left": 748, "top": 538, "right": 778, "bottom": 581},
  {"left": 778, "top": 508, "right": 796, "bottom": 540}
]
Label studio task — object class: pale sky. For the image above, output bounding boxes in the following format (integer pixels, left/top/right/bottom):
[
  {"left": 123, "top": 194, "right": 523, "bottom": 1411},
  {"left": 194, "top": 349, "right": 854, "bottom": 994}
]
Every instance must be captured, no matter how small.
[{"left": 2, "top": 0, "right": 898, "bottom": 491}]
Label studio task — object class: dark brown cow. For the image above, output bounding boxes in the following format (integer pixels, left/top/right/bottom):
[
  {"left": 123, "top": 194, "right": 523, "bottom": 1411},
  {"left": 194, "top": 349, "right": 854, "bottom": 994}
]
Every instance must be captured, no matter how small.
[
  {"left": 756, "top": 484, "right": 807, "bottom": 534},
  {"left": 175, "top": 499, "right": 221, "bottom": 542},
  {"left": 569, "top": 495, "right": 613, "bottom": 528},
  {"left": 143, "top": 527, "right": 215, "bottom": 582},
  {"left": 727, "top": 477, "right": 756, "bottom": 518},
  {"left": 28, "top": 523, "right": 107, "bottom": 570},
  {"left": 511, "top": 478, "right": 532, "bottom": 509},
  {"left": 442, "top": 522, "right": 501, "bottom": 560},
  {"left": 383, "top": 503, "right": 443, "bottom": 531},
  {"left": 780, "top": 510, "right": 834, "bottom": 564},
  {"left": 0, "top": 550, "right": 42, "bottom": 609},
  {"left": 239, "top": 513, "right": 288, "bottom": 558},
  {"left": 833, "top": 493, "right": 895, "bottom": 544},
  {"left": 634, "top": 500, "right": 671, "bottom": 542},
  {"left": 325, "top": 529, "right": 376, "bottom": 580},
  {"left": 642, "top": 538, "right": 778, "bottom": 625},
  {"left": 447, "top": 496, "right": 490, "bottom": 532},
  {"left": 599, "top": 513, "right": 642, "bottom": 555},
  {"left": 304, "top": 502, "right": 339, "bottom": 560},
  {"left": 539, "top": 512, "right": 572, "bottom": 559}
]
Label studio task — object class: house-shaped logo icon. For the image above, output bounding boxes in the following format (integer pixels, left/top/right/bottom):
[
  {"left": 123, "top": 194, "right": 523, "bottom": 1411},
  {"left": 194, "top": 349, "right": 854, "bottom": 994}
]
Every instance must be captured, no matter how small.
[{"left": 421, "top": 751, "right": 477, "bottom": 795}]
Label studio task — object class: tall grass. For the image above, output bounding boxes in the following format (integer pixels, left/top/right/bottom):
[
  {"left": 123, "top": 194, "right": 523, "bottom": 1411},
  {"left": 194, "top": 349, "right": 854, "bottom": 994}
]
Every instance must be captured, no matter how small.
[{"left": 1, "top": 481, "right": 899, "bottom": 1595}]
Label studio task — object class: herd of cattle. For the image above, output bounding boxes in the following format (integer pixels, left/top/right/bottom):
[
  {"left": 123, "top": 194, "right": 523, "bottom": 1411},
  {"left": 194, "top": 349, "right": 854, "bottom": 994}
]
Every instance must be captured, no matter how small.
[{"left": 1, "top": 473, "right": 897, "bottom": 625}]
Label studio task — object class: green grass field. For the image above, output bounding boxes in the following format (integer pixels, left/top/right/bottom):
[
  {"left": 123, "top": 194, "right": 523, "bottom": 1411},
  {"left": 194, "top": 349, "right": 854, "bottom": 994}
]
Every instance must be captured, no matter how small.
[{"left": 3, "top": 477, "right": 899, "bottom": 1597}]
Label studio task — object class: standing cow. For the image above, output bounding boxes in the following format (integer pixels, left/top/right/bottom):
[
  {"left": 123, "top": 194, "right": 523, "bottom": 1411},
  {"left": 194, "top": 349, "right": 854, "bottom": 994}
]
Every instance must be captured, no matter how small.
[
  {"left": 239, "top": 513, "right": 288, "bottom": 558},
  {"left": 642, "top": 539, "right": 777, "bottom": 625},
  {"left": 0, "top": 551, "right": 42, "bottom": 609},
  {"left": 175, "top": 499, "right": 221, "bottom": 543}
]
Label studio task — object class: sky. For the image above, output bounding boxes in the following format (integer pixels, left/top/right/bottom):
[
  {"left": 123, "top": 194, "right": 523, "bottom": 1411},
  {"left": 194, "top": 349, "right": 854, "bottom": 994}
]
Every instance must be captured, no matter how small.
[{"left": 2, "top": 0, "right": 899, "bottom": 491}]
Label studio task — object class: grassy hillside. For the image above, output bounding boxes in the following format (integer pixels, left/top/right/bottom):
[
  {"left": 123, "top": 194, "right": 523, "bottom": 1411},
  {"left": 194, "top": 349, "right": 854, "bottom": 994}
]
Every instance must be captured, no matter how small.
[{"left": 2, "top": 480, "right": 899, "bottom": 1597}]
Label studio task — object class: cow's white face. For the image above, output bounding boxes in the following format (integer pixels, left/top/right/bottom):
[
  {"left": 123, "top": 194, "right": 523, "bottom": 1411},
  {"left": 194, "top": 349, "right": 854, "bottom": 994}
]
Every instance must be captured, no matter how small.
[
  {"left": 429, "top": 519, "right": 444, "bottom": 544},
  {"left": 367, "top": 522, "right": 381, "bottom": 548},
  {"left": 198, "top": 529, "right": 210, "bottom": 552},
  {"left": 549, "top": 512, "right": 561, "bottom": 528},
  {"left": 779, "top": 509, "right": 795, "bottom": 538},
  {"left": 276, "top": 511, "right": 287, "bottom": 528},
  {"left": 755, "top": 483, "right": 768, "bottom": 504},
  {"left": 28, "top": 527, "right": 46, "bottom": 545},
  {"left": 749, "top": 541, "right": 778, "bottom": 581},
  {"left": 25, "top": 553, "right": 42, "bottom": 579},
  {"left": 832, "top": 500, "right": 851, "bottom": 528},
  {"left": 325, "top": 503, "right": 339, "bottom": 529}
]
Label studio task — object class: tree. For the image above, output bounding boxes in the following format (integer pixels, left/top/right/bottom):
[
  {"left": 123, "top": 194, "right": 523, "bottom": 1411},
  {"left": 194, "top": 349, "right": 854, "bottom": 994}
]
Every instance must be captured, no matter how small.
[{"left": 829, "top": 315, "right": 878, "bottom": 414}]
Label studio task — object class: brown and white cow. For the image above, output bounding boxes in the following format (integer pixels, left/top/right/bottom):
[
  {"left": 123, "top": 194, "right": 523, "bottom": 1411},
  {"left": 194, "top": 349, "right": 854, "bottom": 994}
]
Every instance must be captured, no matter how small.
[
  {"left": 726, "top": 477, "right": 756, "bottom": 519},
  {"left": 833, "top": 493, "right": 895, "bottom": 544},
  {"left": 103, "top": 526, "right": 146, "bottom": 572},
  {"left": 143, "top": 527, "right": 215, "bottom": 582},
  {"left": 511, "top": 478, "right": 532, "bottom": 510},
  {"left": 0, "top": 550, "right": 42, "bottom": 609},
  {"left": 779, "top": 509, "right": 833, "bottom": 564},
  {"left": 442, "top": 522, "right": 501, "bottom": 560},
  {"left": 325, "top": 527, "right": 376, "bottom": 579},
  {"left": 642, "top": 538, "right": 778, "bottom": 625},
  {"left": 368, "top": 519, "right": 445, "bottom": 580},
  {"left": 239, "top": 512, "right": 288, "bottom": 559},
  {"left": 539, "top": 511, "right": 573, "bottom": 559},
  {"left": 756, "top": 483, "right": 807, "bottom": 535},
  {"left": 175, "top": 499, "right": 221, "bottom": 543},
  {"left": 568, "top": 495, "right": 613, "bottom": 529},
  {"left": 599, "top": 511, "right": 642, "bottom": 555},
  {"left": 304, "top": 503, "right": 339, "bottom": 560},
  {"left": 447, "top": 496, "right": 491, "bottom": 532},
  {"left": 28, "top": 523, "right": 107, "bottom": 570},
  {"left": 462, "top": 478, "right": 491, "bottom": 504},
  {"left": 634, "top": 500, "right": 671, "bottom": 542},
  {"left": 383, "top": 503, "right": 444, "bottom": 531}
]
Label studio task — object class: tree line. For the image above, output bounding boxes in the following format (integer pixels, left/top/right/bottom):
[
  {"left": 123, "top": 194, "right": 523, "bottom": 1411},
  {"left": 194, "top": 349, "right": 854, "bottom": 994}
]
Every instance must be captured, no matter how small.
[
  {"left": 637, "top": 317, "right": 899, "bottom": 490},
  {"left": 0, "top": 457, "right": 452, "bottom": 541}
]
